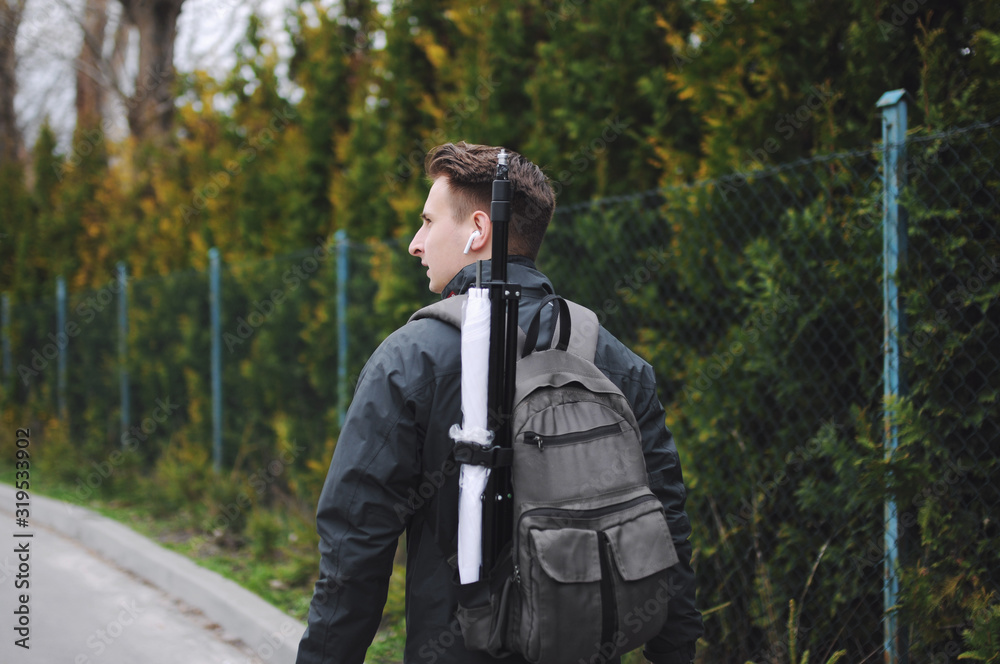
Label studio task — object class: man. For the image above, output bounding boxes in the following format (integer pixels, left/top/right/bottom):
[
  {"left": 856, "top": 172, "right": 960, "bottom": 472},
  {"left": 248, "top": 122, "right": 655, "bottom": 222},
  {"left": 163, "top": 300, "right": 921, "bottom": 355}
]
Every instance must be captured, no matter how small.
[{"left": 296, "top": 142, "right": 703, "bottom": 663}]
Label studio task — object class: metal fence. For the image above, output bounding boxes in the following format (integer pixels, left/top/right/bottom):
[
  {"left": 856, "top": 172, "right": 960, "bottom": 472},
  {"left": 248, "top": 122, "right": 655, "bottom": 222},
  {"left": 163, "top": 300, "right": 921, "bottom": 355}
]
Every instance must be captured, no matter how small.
[
  {"left": 2, "top": 100, "right": 998, "bottom": 662},
  {"left": 539, "top": 107, "right": 1000, "bottom": 662},
  {"left": 0, "top": 235, "right": 390, "bottom": 470}
]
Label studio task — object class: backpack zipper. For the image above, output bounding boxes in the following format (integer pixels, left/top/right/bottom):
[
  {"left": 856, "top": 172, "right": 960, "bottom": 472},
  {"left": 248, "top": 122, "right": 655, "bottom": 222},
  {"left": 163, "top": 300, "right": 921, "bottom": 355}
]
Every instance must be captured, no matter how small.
[
  {"left": 519, "top": 493, "right": 658, "bottom": 522},
  {"left": 524, "top": 422, "right": 623, "bottom": 451}
]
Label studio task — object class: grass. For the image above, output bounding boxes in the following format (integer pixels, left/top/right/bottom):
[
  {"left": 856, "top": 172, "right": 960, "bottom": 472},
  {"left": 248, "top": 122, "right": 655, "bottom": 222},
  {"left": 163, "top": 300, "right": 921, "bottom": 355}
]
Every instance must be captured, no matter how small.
[
  {"left": 0, "top": 463, "right": 408, "bottom": 663},
  {"left": 365, "top": 615, "right": 408, "bottom": 664}
]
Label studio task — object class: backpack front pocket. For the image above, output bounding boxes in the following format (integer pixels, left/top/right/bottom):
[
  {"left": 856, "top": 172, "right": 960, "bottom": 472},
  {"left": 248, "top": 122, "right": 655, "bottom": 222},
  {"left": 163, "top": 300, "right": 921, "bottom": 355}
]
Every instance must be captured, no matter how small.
[
  {"left": 513, "top": 494, "right": 679, "bottom": 664},
  {"left": 520, "top": 527, "right": 607, "bottom": 664},
  {"left": 602, "top": 505, "right": 678, "bottom": 647}
]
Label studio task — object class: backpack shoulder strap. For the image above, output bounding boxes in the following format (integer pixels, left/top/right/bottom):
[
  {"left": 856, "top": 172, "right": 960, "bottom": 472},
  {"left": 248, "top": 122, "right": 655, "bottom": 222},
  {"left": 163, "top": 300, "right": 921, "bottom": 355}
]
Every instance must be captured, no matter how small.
[
  {"left": 408, "top": 294, "right": 467, "bottom": 328},
  {"left": 522, "top": 296, "right": 601, "bottom": 362},
  {"left": 564, "top": 300, "right": 600, "bottom": 362}
]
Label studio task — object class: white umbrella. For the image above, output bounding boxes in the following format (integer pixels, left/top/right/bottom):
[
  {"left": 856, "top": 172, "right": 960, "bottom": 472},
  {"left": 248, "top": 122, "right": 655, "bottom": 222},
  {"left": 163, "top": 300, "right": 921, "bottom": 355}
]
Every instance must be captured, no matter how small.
[{"left": 449, "top": 286, "right": 493, "bottom": 584}]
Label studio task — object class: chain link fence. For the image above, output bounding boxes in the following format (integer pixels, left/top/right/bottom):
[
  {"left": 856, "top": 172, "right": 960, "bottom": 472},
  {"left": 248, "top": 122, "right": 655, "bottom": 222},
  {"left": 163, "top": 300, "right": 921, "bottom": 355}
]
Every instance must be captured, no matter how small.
[
  {"left": 2, "top": 116, "right": 998, "bottom": 662},
  {"left": 540, "top": 117, "right": 1000, "bottom": 662}
]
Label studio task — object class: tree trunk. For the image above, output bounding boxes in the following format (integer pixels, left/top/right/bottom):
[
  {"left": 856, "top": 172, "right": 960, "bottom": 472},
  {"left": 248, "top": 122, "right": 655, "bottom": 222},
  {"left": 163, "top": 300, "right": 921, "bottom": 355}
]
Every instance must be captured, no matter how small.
[
  {"left": 118, "top": 0, "right": 185, "bottom": 141},
  {"left": 0, "top": 0, "right": 26, "bottom": 165},
  {"left": 75, "top": 0, "right": 110, "bottom": 131}
]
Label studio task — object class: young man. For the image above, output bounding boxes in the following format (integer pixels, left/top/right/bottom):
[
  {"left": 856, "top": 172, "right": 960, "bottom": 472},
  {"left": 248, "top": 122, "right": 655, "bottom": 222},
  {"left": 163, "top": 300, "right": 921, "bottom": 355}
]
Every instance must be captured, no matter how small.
[{"left": 296, "top": 143, "right": 703, "bottom": 663}]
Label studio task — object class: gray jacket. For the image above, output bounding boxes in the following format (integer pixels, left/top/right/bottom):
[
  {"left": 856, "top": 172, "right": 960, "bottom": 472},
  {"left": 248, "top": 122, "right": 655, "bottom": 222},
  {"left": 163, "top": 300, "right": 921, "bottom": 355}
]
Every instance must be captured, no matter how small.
[{"left": 296, "top": 257, "right": 702, "bottom": 664}]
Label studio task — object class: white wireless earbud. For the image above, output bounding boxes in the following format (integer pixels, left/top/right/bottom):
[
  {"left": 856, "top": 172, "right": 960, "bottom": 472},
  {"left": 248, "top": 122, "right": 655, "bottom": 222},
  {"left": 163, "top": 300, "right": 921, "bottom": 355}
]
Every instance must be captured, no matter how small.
[{"left": 463, "top": 230, "right": 482, "bottom": 254}]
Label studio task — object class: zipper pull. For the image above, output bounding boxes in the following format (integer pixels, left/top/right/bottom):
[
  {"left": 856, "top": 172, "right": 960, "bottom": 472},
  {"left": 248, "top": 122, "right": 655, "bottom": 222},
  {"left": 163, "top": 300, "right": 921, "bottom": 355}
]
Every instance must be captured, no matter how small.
[
  {"left": 512, "top": 564, "right": 521, "bottom": 585},
  {"left": 533, "top": 434, "right": 544, "bottom": 451}
]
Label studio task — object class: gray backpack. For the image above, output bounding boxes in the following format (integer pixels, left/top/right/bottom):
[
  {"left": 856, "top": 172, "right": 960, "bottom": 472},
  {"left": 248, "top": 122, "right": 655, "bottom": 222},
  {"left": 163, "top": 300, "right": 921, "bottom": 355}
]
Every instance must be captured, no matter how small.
[{"left": 411, "top": 293, "right": 679, "bottom": 664}]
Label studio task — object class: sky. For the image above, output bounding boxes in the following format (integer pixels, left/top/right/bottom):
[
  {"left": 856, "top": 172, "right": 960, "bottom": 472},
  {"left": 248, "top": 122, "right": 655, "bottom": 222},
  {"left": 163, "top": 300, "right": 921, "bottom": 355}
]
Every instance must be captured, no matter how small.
[{"left": 14, "top": 0, "right": 295, "bottom": 150}]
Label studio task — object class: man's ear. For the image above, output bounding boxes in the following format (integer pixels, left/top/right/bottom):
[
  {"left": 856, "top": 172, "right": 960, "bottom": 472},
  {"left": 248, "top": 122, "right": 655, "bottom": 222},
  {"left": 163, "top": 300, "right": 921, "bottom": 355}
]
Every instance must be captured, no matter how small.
[{"left": 469, "top": 210, "right": 492, "bottom": 254}]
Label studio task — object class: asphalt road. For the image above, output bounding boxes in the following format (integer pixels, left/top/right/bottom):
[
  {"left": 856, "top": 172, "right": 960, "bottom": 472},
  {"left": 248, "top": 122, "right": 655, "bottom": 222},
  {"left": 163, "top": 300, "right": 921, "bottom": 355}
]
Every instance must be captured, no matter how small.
[{"left": 0, "top": 520, "right": 266, "bottom": 664}]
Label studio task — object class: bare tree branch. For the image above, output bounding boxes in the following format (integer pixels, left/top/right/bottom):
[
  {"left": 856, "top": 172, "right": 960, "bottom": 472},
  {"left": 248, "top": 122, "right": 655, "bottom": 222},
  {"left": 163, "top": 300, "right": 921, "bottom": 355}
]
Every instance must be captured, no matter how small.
[{"left": 47, "top": 0, "right": 130, "bottom": 101}]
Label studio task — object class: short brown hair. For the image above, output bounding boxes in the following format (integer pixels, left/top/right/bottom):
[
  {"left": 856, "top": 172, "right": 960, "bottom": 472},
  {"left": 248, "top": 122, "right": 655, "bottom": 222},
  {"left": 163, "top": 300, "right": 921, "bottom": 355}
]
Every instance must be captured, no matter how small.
[{"left": 424, "top": 142, "right": 555, "bottom": 260}]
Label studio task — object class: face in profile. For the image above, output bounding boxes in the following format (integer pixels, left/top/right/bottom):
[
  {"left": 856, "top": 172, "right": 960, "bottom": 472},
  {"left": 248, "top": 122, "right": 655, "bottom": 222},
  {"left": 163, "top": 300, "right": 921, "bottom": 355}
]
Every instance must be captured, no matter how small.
[{"left": 409, "top": 177, "right": 482, "bottom": 293}]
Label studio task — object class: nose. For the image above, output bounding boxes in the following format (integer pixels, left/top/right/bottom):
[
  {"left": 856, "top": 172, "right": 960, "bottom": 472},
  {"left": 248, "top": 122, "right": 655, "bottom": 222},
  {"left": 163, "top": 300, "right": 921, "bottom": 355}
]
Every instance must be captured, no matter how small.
[{"left": 409, "top": 226, "right": 424, "bottom": 257}]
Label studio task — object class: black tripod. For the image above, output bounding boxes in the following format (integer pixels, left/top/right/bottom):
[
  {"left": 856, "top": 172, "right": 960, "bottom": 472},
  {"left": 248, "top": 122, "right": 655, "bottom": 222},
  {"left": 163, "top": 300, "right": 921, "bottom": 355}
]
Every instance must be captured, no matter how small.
[{"left": 480, "top": 148, "right": 519, "bottom": 578}]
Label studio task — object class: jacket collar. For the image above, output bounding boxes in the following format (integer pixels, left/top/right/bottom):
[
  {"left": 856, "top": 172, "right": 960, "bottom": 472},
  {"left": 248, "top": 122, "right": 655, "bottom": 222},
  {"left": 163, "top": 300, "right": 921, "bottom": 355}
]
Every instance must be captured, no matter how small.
[{"left": 441, "top": 255, "right": 553, "bottom": 299}]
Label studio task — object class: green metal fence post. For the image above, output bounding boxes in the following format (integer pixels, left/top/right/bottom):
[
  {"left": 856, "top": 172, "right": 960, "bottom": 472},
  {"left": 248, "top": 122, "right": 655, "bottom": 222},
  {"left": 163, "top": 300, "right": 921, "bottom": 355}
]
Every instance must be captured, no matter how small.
[
  {"left": 209, "top": 248, "right": 223, "bottom": 472},
  {"left": 336, "top": 230, "right": 348, "bottom": 429},
  {"left": 117, "top": 262, "right": 130, "bottom": 447},
  {"left": 56, "top": 276, "right": 67, "bottom": 420},
  {"left": 877, "top": 88, "right": 908, "bottom": 664}
]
